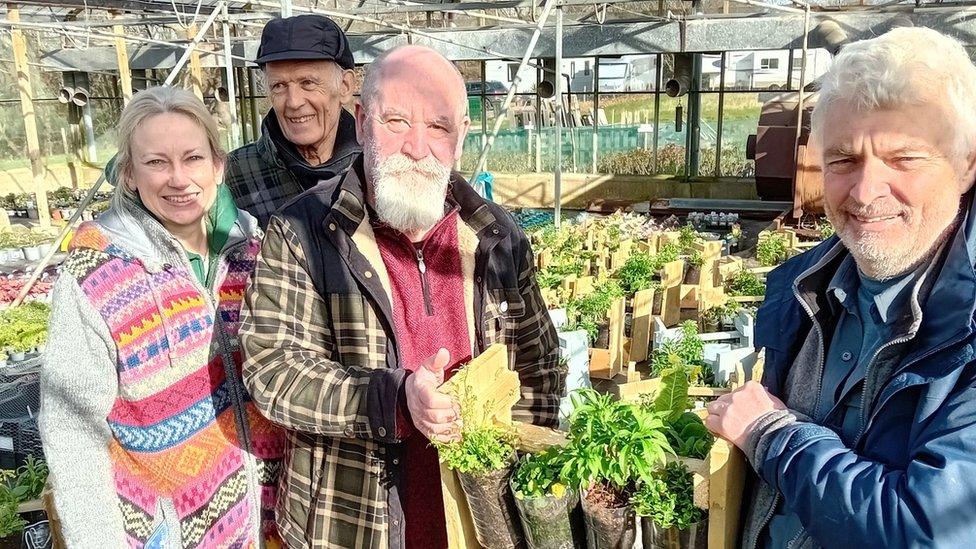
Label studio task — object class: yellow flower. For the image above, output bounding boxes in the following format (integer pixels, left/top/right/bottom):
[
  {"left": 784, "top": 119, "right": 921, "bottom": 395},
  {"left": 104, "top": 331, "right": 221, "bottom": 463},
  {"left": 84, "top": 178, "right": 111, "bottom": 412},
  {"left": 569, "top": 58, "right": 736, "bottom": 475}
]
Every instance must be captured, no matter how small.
[{"left": 551, "top": 483, "right": 566, "bottom": 498}]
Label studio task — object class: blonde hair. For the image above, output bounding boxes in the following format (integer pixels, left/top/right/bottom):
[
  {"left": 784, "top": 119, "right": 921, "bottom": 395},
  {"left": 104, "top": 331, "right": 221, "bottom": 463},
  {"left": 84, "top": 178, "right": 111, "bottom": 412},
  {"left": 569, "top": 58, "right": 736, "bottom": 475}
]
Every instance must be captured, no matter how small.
[{"left": 114, "top": 86, "right": 226, "bottom": 198}]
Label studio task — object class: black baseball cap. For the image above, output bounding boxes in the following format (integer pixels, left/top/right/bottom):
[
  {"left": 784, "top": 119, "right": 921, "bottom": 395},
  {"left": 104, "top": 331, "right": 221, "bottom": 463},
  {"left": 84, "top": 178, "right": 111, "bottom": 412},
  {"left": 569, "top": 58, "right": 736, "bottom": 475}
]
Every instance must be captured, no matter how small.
[{"left": 255, "top": 14, "right": 354, "bottom": 70}]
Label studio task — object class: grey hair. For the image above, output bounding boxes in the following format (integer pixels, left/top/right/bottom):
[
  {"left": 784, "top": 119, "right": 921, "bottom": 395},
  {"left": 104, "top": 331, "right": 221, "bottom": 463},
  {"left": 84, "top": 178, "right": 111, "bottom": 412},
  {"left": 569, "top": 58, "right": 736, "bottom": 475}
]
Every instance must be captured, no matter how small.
[
  {"left": 812, "top": 27, "right": 976, "bottom": 160},
  {"left": 114, "top": 86, "right": 226, "bottom": 200},
  {"left": 360, "top": 45, "right": 467, "bottom": 117}
]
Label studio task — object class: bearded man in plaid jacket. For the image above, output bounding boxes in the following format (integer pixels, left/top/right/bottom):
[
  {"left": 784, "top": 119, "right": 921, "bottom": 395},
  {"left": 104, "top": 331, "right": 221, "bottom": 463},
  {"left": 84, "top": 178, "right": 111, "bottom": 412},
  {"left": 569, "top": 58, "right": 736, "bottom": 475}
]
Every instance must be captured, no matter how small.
[{"left": 240, "top": 45, "right": 564, "bottom": 549}]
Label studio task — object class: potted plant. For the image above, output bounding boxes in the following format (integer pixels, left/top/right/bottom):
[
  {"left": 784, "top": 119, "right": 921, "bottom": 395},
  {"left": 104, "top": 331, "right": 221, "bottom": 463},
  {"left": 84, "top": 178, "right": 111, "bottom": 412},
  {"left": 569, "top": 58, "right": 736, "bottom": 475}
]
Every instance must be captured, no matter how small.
[
  {"left": 631, "top": 462, "right": 707, "bottom": 549},
  {"left": 437, "top": 424, "right": 525, "bottom": 549},
  {"left": 756, "top": 233, "right": 789, "bottom": 267},
  {"left": 698, "top": 306, "right": 722, "bottom": 334},
  {"left": 0, "top": 456, "right": 51, "bottom": 549},
  {"left": 565, "top": 281, "right": 624, "bottom": 348},
  {"left": 510, "top": 448, "right": 584, "bottom": 549},
  {"left": 725, "top": 270, "right": 766, "bottom": 298},
  {"left": 560, "top": 389, "right": 671, "bottom": 549}
]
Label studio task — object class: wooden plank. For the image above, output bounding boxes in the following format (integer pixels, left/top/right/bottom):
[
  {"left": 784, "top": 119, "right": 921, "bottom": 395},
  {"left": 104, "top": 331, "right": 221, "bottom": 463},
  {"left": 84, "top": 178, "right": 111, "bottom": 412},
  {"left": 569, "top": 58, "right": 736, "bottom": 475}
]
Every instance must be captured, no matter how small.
[
  {"left": 440, "top": 343, "right": 519, "bottom": 428},
  {"left": 708, "top": 439, "right": 747, "bottom": 549},
  {"left": 185, "top": 24, "right": 204, "bottom": 100},
  {"left": 113, "top": 22, "right": 133, "bottom": 104},
  {"left": 661, "top": 283, "right": 683, "bottom": 327},
  {"left": 608, "top": 296, "right": 627, "bottom": 377},
  {"left": 441, "top": 463, "right": 480, "bottom": 549},
  {"left": 659, "top": 259, "right": 685, "bottom": 288},
  {"left": 692, "top": 239, "right": 723, "bottom": 261},
  {"left": 438, "top": 344, "right": 518, "bottom": 549},
  {"left": 629, "top": 288, "right": 654, "bottom": 362},
  {"left": 589, "top": 348, "right": 613, "bottom": 379},
  {"left": 573, "top": 275, "right": 594, "bottom": 297},
  {"left": 730, "top": 295, "right": 765, "bottom": 304},
  {"left": 513, "top": 421, "right": 567, "bottom": 453},
  {"left": 9, "top": 4, "right": 48, "bottom": 227},
  {"left": 680, "top": 284, "right": 698, "bottom": 309},
  {"left": 616, "top": 376, "right": 660, "bottom": 403}
]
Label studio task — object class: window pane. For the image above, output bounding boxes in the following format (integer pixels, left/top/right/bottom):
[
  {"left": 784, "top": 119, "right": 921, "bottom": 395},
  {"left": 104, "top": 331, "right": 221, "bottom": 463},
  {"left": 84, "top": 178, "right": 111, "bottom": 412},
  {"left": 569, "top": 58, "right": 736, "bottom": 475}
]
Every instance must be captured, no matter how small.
[
  {"left": 722, "top": 50, "right": 790, "bottom": 91},
  {"left": 594, "top": 93, "right": 655, "bottom": 175},
  {"left": 720, "top": 93, "right": 763, "bottom": 177}
]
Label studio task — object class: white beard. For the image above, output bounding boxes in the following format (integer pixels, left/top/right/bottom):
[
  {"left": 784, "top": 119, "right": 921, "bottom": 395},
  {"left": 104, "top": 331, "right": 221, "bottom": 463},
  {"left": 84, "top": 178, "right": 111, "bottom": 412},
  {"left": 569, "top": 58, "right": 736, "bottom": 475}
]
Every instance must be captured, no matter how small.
[{"left": 366, "top": 143, "right": 452, "bottom": 234}]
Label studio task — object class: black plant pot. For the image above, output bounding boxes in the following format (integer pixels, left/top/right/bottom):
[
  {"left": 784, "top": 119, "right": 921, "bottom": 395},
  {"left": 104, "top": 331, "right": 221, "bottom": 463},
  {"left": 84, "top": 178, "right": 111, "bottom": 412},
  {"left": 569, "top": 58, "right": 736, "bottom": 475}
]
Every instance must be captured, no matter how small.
[
  {"left": 594, "top": 323, "right": 611, "bottom": 349},
  {"left": 581, "top": 489, "right": 636, "bottom": 549},
  {"left": 457, "top": 465, "right": 526, "bottom": 549},
  {"left": 640, "top": 517, "right": 708, "bottom": 549}
]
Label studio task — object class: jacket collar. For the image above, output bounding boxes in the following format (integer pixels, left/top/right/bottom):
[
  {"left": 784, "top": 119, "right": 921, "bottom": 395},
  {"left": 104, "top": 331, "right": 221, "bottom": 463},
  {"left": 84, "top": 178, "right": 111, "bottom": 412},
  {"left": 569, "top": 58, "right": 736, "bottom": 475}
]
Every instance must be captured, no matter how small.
[
  {"left": 258, "top": 109, "right": 361, "bottom": 185},
  {"left": 793, "top": 192, "right": 976, "bottom": 369},
  {"left": 83, "top": 182, "right": 257, "bottom": 273},
  {"left": 325, "top": 155, "right": 508, "bottom": 242}
]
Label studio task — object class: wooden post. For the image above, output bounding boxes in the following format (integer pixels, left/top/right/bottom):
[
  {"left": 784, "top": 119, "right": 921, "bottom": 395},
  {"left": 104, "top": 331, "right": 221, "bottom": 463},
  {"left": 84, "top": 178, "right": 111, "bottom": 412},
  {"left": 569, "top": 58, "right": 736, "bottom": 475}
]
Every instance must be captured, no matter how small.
[
  {"left": 9, "top": 4, "right": 48, "bottom": 227},
  {"left": 185, "top": 24, "right": 204, "bottom": 101},
  {"left": 113, "top": 22, "right": 133, "bottom": 104}
]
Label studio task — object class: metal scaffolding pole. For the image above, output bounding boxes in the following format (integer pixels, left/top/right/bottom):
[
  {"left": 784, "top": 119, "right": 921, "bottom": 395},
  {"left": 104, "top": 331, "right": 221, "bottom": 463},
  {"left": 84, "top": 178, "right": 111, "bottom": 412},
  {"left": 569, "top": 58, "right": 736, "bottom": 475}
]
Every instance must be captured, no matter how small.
[
  {"left": 164, "top": 2, "right": 226, "bottom": 87},
  {"left": 280, "top": 0, "right": 293, "bottom": 17},
  {"left": 470, "top": 0, "right": 557, "bottom": 179},
  {"left": 222, "top": 4, "right": 241, "bottom": 149},
  {"left": 554, "top": 6, "right": 563, "bottom": 227}
]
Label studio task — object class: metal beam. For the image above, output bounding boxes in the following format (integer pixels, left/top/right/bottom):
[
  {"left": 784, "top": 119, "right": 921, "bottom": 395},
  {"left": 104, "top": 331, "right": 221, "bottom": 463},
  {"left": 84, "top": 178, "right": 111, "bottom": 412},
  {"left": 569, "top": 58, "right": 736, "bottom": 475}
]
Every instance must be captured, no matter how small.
[
  {"left": 14, "top": 0, "right": 246, "bottom": 14},
  {"left": 38, "top": 8, "right": 976, "bottom": 69}
]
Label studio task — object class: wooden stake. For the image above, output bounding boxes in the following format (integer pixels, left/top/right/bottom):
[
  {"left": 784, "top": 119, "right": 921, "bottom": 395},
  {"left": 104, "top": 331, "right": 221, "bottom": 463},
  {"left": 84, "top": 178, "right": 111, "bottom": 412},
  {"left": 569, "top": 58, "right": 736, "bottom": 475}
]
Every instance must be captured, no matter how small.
[
  {"left": 185, "top": 24, "right": 204, "bottom": 100},
  {"left": 9, "top": 4, "right": 49, "bottom": 227},
  {"left": 113, "top": 22, "right": 133, "bottom": 104}
]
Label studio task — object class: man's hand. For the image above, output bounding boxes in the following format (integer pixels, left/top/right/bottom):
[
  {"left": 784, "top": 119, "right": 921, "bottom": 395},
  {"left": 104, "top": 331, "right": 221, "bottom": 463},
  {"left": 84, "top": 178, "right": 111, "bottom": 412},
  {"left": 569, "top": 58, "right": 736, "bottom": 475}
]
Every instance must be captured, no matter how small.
[
  {"left": 705, "top": 381, "right": 787, "bottom": 449},
  {"left": 405, "top": 348, "right": 461, "bottom": 443}
]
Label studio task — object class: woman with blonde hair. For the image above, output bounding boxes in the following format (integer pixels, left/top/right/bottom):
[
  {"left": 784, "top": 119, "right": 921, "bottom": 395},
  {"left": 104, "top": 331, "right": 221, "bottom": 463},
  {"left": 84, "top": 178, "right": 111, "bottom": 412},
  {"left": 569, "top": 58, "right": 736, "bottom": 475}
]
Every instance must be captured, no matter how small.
[{"left": 39, "top": 86, "right": 284, "bottom": 548}]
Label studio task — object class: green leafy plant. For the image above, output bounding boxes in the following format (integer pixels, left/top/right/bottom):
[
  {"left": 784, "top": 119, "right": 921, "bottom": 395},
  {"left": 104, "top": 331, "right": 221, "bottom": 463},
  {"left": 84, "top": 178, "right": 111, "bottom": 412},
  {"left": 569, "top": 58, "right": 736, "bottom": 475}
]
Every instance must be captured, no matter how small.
[
  {"left": 616, "top": 252, "right": 657, "bottom": 295},
  {"left": 653, "top": 244, "right": 680, "bottom": 270},
  {"left": 630, "top": 462, "right": 705, "bottom": 530},
  {"left": 649, "top": 322, "right": 712, "bottom": 386},
  {"left": 512, "top": 447, "right": 568, "bottom": 500},
  {"left": 756, "top": 233, "right": 789, "bottom": 267},
  {"left": 666, "top": 412, "right": 714, "bottom": 460},
  {"left": 725, "top": 269, "right": 766, "bottom": 297},
  {"left": 0, "top": 302, "right": 50, "bottom": 352},
  {"left": 560, "top": 389, "right": 672, "bottom": 493},
  {"left": 565, "top": 280, "right": 625, "bottom": 343},
  {"left": 436, "top": 424, "right": 517, "bottom": 475},
  {"left": 677, "top": 224, "right": 701, "bottom": 254},
  {"left": 0, "top": 456, "right": 48, "bottom": 537},
  {"left": 818, "top": 217, "right": 835, "bottom": 240}
]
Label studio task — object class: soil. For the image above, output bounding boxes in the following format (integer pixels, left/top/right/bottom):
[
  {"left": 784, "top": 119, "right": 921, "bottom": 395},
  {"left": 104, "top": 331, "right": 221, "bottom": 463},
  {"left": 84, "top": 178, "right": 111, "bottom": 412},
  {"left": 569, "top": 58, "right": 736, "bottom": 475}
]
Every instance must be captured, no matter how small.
[{"left": 584, "top": 484, "right": 627, "bottom": 509}]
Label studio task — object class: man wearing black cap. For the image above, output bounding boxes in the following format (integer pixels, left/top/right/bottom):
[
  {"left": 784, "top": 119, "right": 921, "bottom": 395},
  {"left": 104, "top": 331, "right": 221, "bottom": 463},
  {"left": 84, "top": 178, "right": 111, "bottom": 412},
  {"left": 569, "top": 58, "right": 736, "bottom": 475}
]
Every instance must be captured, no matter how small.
[{"left": 224, "top": 14, "right": 361, "bottom": 228}]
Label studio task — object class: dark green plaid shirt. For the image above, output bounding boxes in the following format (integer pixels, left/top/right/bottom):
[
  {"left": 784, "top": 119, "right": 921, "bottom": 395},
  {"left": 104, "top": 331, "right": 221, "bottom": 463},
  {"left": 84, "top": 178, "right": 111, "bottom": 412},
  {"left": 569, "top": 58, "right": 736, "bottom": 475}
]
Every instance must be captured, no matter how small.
[{"left": 224, "top": 110, "right": 360, "bottom": 228}]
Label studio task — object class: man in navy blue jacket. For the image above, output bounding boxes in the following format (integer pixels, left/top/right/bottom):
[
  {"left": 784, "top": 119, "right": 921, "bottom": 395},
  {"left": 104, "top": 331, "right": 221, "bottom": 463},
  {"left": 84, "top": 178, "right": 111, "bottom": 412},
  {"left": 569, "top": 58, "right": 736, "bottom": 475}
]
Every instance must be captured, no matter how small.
[{"left": 706, "top": 27, "right": 976, "bottom": 548}]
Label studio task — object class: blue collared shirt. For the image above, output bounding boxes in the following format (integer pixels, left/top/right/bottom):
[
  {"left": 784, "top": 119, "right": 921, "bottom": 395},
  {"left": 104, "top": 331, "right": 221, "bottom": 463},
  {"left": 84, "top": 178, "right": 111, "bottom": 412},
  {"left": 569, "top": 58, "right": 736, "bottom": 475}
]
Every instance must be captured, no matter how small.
[{"left": 765, "top": 254, "right": 924, "bottom": 549}]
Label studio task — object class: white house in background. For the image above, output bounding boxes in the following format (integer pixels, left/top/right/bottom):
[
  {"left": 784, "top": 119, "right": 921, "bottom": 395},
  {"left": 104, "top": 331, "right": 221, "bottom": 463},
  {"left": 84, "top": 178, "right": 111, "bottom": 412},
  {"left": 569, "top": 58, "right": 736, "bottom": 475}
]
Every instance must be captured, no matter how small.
[
  {"left": 701, "top": 49, "right": 832, "bottom": 90},
  {"left": 483, "top": 60, "right": 536, "bottom": 93}
]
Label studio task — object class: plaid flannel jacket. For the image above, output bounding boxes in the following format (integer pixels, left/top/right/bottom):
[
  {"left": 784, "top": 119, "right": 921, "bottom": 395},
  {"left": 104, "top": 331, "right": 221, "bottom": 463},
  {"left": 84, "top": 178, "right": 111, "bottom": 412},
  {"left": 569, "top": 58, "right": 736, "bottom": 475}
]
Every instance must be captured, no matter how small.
[
  {"left": 224, "top": 111, "right": 360, "bottom": 229},
  {"left": 240, "top": 161, "right": 563, "bottom": 549}
]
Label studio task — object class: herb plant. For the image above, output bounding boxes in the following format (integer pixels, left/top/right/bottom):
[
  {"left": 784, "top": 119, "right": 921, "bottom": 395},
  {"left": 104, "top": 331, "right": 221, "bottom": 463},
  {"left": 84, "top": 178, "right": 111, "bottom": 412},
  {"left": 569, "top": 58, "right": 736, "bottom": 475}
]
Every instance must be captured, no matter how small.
[
  {"left": 616, "top": 252, "right": 657, "bottom": 295},
  {"left": 512, "top": 447, "right": 568, "bottom": 500},
  {"left": 725, "top": 269, "right": 766, "bottom": 297},
  {"left": 436, "top": 424, "right": 516, "bottom": 475},
  {"left": 756, "top": 233, "right": 789, "bottom": 267},
  {"left": 560, "top": 389, "right": 672, "bottom": 493},
  {"left": 630, "top": 462, "right": 705, "bottom": 530},
  {"left": 0, "top": 456, "right": 48, "bottom": 537}
]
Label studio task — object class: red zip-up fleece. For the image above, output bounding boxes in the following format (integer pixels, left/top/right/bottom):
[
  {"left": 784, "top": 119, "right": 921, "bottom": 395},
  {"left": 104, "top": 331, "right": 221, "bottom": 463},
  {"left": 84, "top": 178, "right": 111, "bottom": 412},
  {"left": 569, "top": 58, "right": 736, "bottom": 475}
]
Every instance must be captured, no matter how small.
[{"left": 375, "top": 207, "right": 472, "bottom": 549}]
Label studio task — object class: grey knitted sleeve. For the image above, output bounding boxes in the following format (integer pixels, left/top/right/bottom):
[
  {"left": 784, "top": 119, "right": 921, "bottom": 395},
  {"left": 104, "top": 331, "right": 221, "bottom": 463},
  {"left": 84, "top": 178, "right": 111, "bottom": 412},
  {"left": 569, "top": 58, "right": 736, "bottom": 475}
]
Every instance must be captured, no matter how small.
[
  {"left": 38, "top": 276, "right": 127, "bottom": 548},
  {"left": 744, "top": 409, "right": 800, "bottom": 471}
]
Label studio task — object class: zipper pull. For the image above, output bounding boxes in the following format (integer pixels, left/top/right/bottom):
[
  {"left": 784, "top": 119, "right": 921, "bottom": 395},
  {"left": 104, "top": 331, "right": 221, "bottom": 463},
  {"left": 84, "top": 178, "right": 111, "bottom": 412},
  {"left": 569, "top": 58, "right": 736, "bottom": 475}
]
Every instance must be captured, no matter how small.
[{"left": 416, "top": 249, "right": 427, "bottom": 274}]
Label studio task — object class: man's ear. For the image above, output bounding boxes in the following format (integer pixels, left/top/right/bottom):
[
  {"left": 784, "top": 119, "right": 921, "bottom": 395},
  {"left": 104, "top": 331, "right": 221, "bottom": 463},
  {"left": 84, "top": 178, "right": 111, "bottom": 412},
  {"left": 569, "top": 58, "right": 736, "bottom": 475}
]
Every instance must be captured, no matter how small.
[
  {"left": 960, "top": 149, "right": 976, "bottom": 194},
  {"left": 355, "top": 103, "right": 366, "bottom": 147},
  {"left": 454, "top": 115, "right": 470, "bottom": 160},
  {"left": 340, "top": 69, "right": 355, "bottom": 104}
]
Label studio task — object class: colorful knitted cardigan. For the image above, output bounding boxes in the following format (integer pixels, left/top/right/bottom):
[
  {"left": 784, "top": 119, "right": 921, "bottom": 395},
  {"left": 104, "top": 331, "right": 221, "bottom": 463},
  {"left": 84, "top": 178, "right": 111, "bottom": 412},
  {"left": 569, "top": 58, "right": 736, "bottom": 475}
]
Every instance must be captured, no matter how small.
[{"left": 62, "top": 222, "right": 285, "bottom": 548}]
